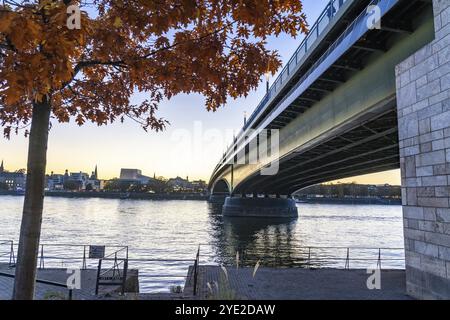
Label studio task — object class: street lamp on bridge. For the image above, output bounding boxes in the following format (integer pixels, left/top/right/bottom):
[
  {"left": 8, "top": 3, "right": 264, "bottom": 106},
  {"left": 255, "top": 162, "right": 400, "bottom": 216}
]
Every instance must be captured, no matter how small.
[{"left": 265, "top": 71, "right": 270, "bottom": 93}]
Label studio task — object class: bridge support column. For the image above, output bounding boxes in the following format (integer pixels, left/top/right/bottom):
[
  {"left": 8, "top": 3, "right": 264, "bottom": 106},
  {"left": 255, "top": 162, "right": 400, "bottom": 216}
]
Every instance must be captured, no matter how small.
[
  {"left": 222, "top": 197, "right": 298, "bottom": 218},
  {"left": 396, "top": 0, "right": 450, "bottom": 299},
  {"left": 208, "top": 193, "right": 229, "bottom": 204}
]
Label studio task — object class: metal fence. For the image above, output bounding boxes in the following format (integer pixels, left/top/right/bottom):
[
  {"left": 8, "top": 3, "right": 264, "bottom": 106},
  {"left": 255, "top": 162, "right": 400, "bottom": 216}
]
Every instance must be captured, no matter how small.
[
  {"left": 0, "top": 241, "right": 198, "bottom": 294},
  {"left": 95, "top": 247, "right": 129, "bottom": 295},
  {"left": 188, "top": 244, "right": 404, "bottom": 296},
  {"left": 196, "top": 243, "right": 405, "bottom": 269},
  {"left": 0, "top": 241, "right": 405, "bottom": 295},
  {"left": 0, "top": 240, "right": 15, "bottom": 267},
  {"left": 33, "top": 243, "right": 128, "bottom": 270}
]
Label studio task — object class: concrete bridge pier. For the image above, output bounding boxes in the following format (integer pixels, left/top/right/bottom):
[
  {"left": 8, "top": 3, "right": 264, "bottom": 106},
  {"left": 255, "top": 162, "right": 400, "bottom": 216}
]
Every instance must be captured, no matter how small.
[
  {"left": 208, "top": 193, "right": 229, "bottom": 204},
  {"left": 396, "top": 0, "right": 450, "bottom": 299},
  {"left": 222, "top": 196, "right": 298, "bottom": 218}
]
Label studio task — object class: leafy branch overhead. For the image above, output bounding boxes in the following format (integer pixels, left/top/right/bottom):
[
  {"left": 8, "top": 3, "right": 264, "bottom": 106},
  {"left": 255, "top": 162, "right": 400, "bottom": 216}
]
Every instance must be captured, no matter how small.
[{"left": 0, "top": 0, "right": 308, "bottom": 137}]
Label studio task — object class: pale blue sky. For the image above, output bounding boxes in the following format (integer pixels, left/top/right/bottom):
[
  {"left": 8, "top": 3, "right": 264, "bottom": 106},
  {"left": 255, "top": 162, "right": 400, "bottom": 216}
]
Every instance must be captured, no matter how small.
[{"left": 0, "top": 1, "right": 401, "bottom": 184}]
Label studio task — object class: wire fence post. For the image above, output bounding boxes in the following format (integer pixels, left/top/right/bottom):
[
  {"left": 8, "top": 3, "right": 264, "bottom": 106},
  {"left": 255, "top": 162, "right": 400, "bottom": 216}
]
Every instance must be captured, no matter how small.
[
  {"left": 82, "top": 245, "right": 87, "bottom": 270},
  {"left": 68, "top": 289, "right": 73, "bottom": 300},
  {"left": 9, "top": 241, "right": 15, "bottom": 266},
  {"left": 307, "top": 247, "right": 311, "bottom": 268},
  {"left": 121, "top": 259, "right": 128, "bottom": 296},
  {"left": 39, "top": 244, "right": 44, "bottom": 269},
  {"left": 193, "top": 245, "right": 200, "bottom": 296},
  {"left": 345, "top": 248, "right": 350, "bottom": 269},
  {"left": 112, "top": 252, "right": 118, "bottom": 278},
  {"left": 95, "top": 259, "right": 102, "bottom": 295},
  {"left": 377, "top": 248, "right": 382, "bottom": 269}
]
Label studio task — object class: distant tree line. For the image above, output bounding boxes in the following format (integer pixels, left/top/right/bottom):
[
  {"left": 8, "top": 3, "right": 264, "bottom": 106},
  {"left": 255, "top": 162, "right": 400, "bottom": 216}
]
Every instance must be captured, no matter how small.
[
  {"left": 102, "top": 178, "right": 207, "bottom": 194},
  {"left": 296, "top": 183, "right": 401, "bottom": 199},
  {"left": 103, "top": 178, "right": 170, "bottom": 193}
]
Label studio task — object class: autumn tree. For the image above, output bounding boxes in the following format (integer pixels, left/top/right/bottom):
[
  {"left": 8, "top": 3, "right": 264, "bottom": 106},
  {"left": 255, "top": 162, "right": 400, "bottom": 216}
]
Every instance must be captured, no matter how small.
[{"left": 0, "top": 0, "right": 307, "bottom": 299}]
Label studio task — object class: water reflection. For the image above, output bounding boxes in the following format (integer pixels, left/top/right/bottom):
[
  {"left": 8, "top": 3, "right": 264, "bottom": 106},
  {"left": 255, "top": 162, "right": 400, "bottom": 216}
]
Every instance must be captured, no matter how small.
[
  {"left": 0, "top": 197, "right": 405, "bottom": 292},
  {"left": 207, "top": 203, "right": 304, "bottom": 267}
]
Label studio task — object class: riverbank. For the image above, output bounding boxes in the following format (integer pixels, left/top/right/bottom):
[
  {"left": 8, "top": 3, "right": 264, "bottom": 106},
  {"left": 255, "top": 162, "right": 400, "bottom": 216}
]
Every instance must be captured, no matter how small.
[
  {"left": 297, "top": 197, "right": 401, "bottom": 205},
  {"left": 185, "top": 266, "right": 410, "bottom": 300},
  {"left": 0, "top": 190, "right": 208, "bottom": 201},
  {"left": 0, "top": 191, "right": 401, "bottom": 204},
  {"left": 0, "top": 263, "right": 139, "bottom": 300}
]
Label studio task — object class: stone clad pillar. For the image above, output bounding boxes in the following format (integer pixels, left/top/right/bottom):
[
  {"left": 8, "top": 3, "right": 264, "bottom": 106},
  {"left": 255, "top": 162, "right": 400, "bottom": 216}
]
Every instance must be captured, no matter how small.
[{"left": 396, "top": 0, "right": 450, "bottom": 299}]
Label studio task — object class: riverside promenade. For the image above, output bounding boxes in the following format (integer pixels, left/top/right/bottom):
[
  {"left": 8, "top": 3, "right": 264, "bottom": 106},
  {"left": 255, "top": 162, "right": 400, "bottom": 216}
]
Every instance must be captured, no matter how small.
[
  {"left": 0, "top": 263, "right": 138, "bottom": 300},
  {"left": 0, "top": 264, "right": 96, "bottom": 300},
  {"left": 185, "top": 266, "right": 412, "bottom": 300},
  {"left": 1, "top": 263, "right": 411, "bottom": 300}
]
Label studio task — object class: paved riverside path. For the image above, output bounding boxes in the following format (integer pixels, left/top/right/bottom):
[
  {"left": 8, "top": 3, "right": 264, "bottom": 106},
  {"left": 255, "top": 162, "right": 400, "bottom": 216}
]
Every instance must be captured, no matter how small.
[
  {"left": 188, "top": 266, "right": 412, "bottom": 300},
  {"left": 0, "top": 263, "right": 139, "bottom": 300},
  {"left": 0, "top": 264, "right": 100, "bottom": 300}
]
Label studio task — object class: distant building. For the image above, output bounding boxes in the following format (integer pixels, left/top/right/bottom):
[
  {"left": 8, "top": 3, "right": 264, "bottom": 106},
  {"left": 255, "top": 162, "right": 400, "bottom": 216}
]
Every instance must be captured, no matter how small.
[
  {"left": 86, "top": 165, "right": 104, "bottom": 191},
  {"left": 47, "top": 172, "right": 65, "bottom": 190},
  {"left": 295, "top": 183, "right": 401, "bottom": 199},
  {"left": 167, "top": 176, "right": 192, "bottom": 191},
  {"left": 191, "top": 180, "right": 207, "bottom": 192},
  {"left": 119, "top": 168, "right": 153, "bottom": 185},
  {"left": 0, "top": 161, "right": 26, "bottom": 191},
  {"left": 66, "top": 172, "right": 90, "bottom": 190},
  {"left": 70, "top": 172, "right": 90, "bottom": 183},
  {"left": 46, "top": 166, "right": 103, "bottom": 191},
  {"left": 90, "top": 165, "right": 98, "bottom": 180},
  {"left": 85, "top": 179, "right": 105, "bottom": 191}
]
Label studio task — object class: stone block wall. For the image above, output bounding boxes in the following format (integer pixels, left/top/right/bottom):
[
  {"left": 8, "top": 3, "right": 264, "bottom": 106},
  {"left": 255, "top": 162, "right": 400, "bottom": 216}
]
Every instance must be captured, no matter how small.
[{"left": 396, "top": 0, "right": 450, "bottom": 299}]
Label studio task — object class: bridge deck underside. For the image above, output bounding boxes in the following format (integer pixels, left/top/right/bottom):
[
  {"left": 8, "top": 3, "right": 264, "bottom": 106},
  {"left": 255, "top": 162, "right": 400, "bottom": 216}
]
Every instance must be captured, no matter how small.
[
  {"left": 237, "top": 108, "right": 400, "bottom": 195},
  {"left": 210, "top": 0, "right": 432, "bottom": 195}
]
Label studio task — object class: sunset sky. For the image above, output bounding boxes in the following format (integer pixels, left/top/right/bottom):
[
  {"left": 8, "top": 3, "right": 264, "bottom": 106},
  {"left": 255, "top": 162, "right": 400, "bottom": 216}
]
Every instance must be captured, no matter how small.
[{"left": 0, "top": 1, "right": 401, "bottom": 185}]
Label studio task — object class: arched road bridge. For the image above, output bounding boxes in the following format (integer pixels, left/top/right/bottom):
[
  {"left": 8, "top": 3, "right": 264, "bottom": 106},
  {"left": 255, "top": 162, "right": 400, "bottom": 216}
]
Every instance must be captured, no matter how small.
[{"left": 208, "top": 0, "right": 450, "bottom": 299}]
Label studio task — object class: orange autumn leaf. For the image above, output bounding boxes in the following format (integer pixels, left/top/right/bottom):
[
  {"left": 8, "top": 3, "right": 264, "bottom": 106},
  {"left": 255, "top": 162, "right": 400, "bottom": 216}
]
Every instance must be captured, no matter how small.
[{"left": 0, "top": 0, "right": 308, "bottom": 138}]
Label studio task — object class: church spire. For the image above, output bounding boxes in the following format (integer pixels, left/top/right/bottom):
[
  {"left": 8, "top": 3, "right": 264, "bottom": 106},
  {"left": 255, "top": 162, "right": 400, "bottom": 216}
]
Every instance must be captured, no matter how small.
[
  {"left": 0, "top": 160, "right": 4, "bottom": 173},
  {"left": 91, "top": 165, "right": 98, "bottom": 180}
]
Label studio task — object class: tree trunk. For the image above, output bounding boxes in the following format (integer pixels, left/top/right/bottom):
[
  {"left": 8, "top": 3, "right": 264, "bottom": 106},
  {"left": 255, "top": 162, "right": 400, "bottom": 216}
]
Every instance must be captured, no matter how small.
[{"left": 13, "top": 97, "right": 51, "bottom": 300}]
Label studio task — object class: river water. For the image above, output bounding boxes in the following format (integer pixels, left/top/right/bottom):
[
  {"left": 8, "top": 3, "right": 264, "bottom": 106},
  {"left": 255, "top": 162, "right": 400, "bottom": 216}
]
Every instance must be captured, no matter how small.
[{"left": 0, "top": 196, "right": 405, "bottom": 292}]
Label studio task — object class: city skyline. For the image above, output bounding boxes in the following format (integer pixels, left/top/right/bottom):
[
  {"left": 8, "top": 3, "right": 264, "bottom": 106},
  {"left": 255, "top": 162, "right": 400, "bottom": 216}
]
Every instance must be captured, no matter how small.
[
  {"left": 0, "top": 157, "right": 401, "bottom": 185},
  {"left": 0, "top": 159, "right": 202, "bottom": 181}
]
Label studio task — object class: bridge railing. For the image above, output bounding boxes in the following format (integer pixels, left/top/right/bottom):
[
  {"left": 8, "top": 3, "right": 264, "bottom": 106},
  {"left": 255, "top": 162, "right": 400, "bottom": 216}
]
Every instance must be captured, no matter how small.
[
  {"left": 244, "top": 0, "right": 350, "bottom": 131},
  {"left": 214, "top": 0, "right": 391, "bottom": 178},
  {"left": 213, "top": 0, "right": 351, "bottom": 176}
]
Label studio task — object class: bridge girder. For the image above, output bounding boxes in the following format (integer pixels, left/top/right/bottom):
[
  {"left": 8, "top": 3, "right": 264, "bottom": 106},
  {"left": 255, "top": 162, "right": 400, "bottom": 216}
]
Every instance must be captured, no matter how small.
[{"left": 209, "top": 0, "right": 433, "bottom": 196}]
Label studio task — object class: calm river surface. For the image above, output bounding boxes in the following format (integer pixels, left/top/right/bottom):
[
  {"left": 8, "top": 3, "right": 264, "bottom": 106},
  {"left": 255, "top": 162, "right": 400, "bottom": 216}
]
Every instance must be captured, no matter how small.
[{"left": 0, "top": 196, "right": 405, "bottom": 292}]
